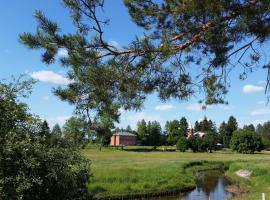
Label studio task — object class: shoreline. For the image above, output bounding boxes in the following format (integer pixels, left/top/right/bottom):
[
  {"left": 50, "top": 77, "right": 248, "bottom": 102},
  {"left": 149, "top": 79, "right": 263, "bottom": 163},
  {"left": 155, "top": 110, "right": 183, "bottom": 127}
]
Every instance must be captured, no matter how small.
[{"left": 93, "top": 164, "right": 240, "bottom": 200}]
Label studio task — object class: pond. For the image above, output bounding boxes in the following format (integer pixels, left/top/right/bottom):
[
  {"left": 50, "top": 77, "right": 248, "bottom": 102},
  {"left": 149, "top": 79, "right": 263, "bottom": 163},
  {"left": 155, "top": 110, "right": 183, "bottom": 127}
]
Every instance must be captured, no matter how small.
[{"left": 153, "top": 170, "right": 233, "bottom": 200}]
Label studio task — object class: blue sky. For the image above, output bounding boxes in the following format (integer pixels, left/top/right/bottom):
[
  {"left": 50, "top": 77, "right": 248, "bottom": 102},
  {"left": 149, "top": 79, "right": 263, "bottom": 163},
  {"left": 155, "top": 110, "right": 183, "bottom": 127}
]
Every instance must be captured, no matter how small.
[{"left": 1, "top": 0, "right": 270, "bottom": 129}]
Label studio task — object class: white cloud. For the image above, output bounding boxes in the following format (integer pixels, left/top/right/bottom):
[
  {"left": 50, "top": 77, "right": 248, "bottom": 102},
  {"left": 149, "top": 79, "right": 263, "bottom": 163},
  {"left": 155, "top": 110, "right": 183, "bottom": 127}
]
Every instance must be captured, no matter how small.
[
  {"left": 257, "top": 100, "right": 266, "bottom": 105},
  {"left": 108, "top": 40, "right": 119, "bottom": 48},
  {"left": 127, "top": 112, "right": 163, "bottom": 129},
  {"left": 57, "top": 48, "right": 68, "bottom": 57},
  {"left": 253, "top": 119, "right": 268, "bottom": 126},
  {"left": 243, "top": 84, "right": 264, "bottom": 93},
  {"left": 250, "top": 108, "right": 270, "bottom": 116},
  {"left": 186, "top": 103, "right": 204, "bottom": 112},
  {"left": 46, "top": 115, "right": 71, "bottom": 126},
  {"left": 30, "top": 70, "right": 72, "bottom": 85},
  {"left": 155, "top": 104, "right": 175, "bottom": 111}
]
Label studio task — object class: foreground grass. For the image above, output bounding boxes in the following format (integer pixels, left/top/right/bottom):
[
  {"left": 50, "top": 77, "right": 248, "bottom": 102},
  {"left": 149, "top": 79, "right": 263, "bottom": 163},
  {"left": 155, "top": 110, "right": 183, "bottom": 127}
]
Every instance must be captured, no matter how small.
[{"left": 82, "top": 146, "right": 270, "bottom": 199}]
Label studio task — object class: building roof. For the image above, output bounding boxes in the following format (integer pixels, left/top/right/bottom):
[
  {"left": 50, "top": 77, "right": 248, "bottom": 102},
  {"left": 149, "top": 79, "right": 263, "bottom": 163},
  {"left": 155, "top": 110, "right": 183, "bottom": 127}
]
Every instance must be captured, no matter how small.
[
  {"left": 193, "top": 131, "right": 206, "bottom": 137},
  {"left": 113, "top": 131, "right": 136, "bottom": 137}
]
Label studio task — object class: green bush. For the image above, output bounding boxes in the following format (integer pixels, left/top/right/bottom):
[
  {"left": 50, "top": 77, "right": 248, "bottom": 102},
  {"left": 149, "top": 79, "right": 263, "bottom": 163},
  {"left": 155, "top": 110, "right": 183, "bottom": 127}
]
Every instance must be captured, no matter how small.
[
  {"left": 176, "top": 136, "right": 188, "bottom": 152},
  {"left": 0, "top": 79, "right": 91, "bottom": 199},
  {"left": 230, "top": 129, "right": 264, "bottom": 153}
]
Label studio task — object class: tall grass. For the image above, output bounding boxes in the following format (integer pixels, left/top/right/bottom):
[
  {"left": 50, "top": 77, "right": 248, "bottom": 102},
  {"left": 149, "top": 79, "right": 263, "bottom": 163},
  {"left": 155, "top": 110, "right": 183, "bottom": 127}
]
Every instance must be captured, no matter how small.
[{"left": 82, "top": 147, "right": 270, "bottom": 199}]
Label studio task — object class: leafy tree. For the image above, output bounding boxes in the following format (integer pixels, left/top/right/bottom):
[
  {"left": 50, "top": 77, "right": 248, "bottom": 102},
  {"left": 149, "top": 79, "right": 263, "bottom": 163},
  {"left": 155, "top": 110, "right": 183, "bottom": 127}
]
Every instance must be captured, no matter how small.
[
  {"left": 0, "top": 77, "right": 91, "bottom": 199},
  {"left": 243, "top": 124, "right": 255, "bottom": 132},
  {"left": 165, "top": 120, "right": 181, "bottom": 145},
  {"left": 196, "top": 117, "right": 216, "bottom": 133},
  {"left": 126, "top": 125, "right": 132, "bottom": 132},
  {"left": 230, "top": 129, "right": 264, "bottom": 154},
  {"left": 40, "top": 120, "right": 50, "bottom": 136},
  {"left": 194, "top": 121, "right": 200, "bottom": 132},
  {"left": 20, "top": 0, "right": 270, "bottom": 131},
  {"left": 51, "top": 123, "right": 62, "bottom": 135},
  {"left": 202, "top": 132, "right": 218, "bottom": 153},
  {"left": 176, "top": 136, "right": 188, "bottom": 152},
  {"left": 227, "top": 116, "right": 238, "bottom": 133},
  {"left": 219, "top": 116, "right": 238, "bottom": 147},
  {"left": 179, "top": 117, "right": 188, "bottom": 137},
  {"left": 256, "top": 122, "right": 270, "bottom": 150},
  {"left": 188, "top": 135, "right": 202, "bottom": 152},
  {"left": 63, "top": 117, "right": 88, "bottom": 146},
  {"left": 137, "top": 119, "right": 148, "bottom": 145},
  {"left": 147, "top": 121, "right": 162, "bottom": 147}
]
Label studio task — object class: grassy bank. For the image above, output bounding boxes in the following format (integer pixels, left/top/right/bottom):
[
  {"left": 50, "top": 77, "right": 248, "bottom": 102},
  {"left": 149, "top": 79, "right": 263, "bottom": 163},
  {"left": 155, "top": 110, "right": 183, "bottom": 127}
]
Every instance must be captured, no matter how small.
[{"left": 82, "top": 146, "right": 270, "bottom": 199}]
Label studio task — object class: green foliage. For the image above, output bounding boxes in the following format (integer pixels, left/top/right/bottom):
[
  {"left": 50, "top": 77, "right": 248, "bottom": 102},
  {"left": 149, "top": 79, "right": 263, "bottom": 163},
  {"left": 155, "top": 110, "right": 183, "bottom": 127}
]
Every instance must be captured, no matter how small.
[
  {"left": 137, "top": 119, "right": 148, "bottom": 145},
  {"left": 176, "top": 136, "right": 188, "bottom": 152},
  {"left": 19, "top": 0, "right": 270, "bottom": 131},
  {"left": 51, "top": 123, "right": 62, "bottom": 136},
  {"left": 136, "top": 120, "right": 162, "bottom": 146},
  {"left": 230, "top": 129, "right": 264, "bottom": 154},
  {"left": 218, "top": 116, "right": 238, "bottom": 148},
  {"left": 63, "top": 117, "right": 89, "bottom": 146},
  {"left": 165, "top": 118, "right": 188, "bottom": 145},
  {"left": 165, "top": 120, "right": 180, "bottom": 145},
  {"left": 0, "top": 78, "right": 91, "bottom": 199},
  {"left": 201, "top": 132, "right": 218, "bottom": 153},
  {"left": 243, "top": 124, "right": 255, "bottom": 132},
  {"left": 195, "top": 117, "right": 217, "bottom": 133},
  {"left": 188, "top": 135, "right": 202, "bottom": 152}
]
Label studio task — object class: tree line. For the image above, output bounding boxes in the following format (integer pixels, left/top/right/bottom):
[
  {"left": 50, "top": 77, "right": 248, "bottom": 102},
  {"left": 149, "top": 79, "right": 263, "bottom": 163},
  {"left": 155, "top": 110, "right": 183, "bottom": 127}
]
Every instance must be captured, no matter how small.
[{"left": 114, "top": 116, "right": 269, "bottom": 154}]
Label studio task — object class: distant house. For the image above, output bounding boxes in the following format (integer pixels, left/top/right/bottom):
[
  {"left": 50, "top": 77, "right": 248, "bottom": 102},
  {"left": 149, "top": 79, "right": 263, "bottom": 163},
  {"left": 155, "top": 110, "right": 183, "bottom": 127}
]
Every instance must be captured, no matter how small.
[{"left": 110, "top": 131, "right": 137, "bottom": 146}]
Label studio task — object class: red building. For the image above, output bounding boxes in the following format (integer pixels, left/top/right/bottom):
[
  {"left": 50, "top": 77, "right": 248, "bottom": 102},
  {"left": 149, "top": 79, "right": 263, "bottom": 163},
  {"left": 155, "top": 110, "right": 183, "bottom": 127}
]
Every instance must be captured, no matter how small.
[{"left": 110, "top": 131, "right": 137, "bottom": 146}]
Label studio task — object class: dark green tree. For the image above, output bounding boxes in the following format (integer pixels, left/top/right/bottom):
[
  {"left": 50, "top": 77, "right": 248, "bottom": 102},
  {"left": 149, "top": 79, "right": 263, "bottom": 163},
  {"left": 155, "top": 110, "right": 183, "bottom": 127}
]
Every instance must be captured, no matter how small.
[
  {"left": 202, "top": 132, "right": 218, "bottom": 153},
  {"left": 63, "top": 117, "right": 88, "bottom": 146},
  {"left": 188, "top": 135, "right": 202, "bottom": 152},
  {"left": 179, "top": 117, "right": 188, "bottom": 137},
  {"left": 165, "top": 120, "right": 180, "bottom": 145},
  {"left": 220, "top": 116, "right": 238, "bottom": 147},
  {"left": 197, "top": 117, "right": 216, "bottom": 133},
  {"left": 51, "top": 123, "right": 62, "bottom": 136},
  {"left": 256, "top": 121, "right": 270, "bottom": 150},
  {"left": 147, "top": 121, "right": 162, "bottom": 147},
  {"left": 176, "top": 136, "right": 188, "bottom": 152},
  {"left": 194, "top": 121, "right": 200, "bottom": 132},
  {"left": 126, "top": 125, "right": 132, "bottom": 132},
  {"left": 40, "top": 120, "right": 50, "bottom": 137},
  {"left": 20, "top": 0, "right": 270, "bottom": 132},
  {"left": 137, "top": 119, "right": 148, "bottom": 145},
  {"left": 0, "top": 77, "right": 91, "bottom": 199},
  {"left": 243, "top": 124, "right": 256, "bottom": 132},
  {"left": 230, "top": 129, "right": 264, "bottom": 154}
]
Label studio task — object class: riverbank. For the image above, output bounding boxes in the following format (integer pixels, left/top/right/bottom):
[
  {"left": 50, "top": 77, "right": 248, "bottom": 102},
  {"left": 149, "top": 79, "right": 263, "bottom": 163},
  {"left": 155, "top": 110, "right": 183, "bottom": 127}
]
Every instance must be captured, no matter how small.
[{"left": 82, "top": 146, "right": 270, "bottom": 199}]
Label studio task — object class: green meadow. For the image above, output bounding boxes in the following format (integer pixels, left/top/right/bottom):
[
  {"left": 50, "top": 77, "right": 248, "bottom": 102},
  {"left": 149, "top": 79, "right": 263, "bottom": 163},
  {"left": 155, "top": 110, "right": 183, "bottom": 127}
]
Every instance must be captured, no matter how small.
[{"left": 82, "top": 146, "right": 270, "bottom": 199}]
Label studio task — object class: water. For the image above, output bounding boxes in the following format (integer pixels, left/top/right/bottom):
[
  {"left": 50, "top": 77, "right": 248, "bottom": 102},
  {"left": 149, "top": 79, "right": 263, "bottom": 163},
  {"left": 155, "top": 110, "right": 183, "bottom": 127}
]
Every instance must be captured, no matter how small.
[{"left": 153, "top": 170, "right": 233, "bottom": 200}]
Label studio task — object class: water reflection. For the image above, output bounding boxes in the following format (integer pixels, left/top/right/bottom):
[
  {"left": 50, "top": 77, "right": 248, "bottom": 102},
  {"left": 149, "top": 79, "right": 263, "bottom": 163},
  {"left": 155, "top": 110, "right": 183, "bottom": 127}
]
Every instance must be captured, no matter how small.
[{"left": 152, "top": 170, "right": 232, "bottom": 200}]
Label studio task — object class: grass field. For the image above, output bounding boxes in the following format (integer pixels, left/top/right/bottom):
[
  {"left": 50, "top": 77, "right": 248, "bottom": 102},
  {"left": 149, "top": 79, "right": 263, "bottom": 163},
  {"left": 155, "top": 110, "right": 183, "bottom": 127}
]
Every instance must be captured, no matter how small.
[{"left": 82, "top": 146, "right": 270, "bottom": 199}]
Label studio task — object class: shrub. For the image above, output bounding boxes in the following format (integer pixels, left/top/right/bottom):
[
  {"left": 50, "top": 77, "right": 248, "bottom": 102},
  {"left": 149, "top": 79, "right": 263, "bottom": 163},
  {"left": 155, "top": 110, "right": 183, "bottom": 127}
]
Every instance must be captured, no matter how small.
[
  {"left": 230, "top": 129, "right": 264, "bottom": 153},
  {"left": 188, "top": 135, "right": 201, "bottom": 152},
  {"left": 176, "top": 136, "right": 188, "bottom": 152}
]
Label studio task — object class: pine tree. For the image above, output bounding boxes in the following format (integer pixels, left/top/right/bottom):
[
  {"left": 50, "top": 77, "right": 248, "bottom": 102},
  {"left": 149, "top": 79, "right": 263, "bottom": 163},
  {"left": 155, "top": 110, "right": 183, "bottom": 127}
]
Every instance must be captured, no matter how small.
[
  {"left": 40, "top": 120, "right": 50, "bottom": 137},
  {"left": 19, "top": 0, "right": 270, "bottom": 129},
  {"left": 51, "top": 123, "right": 62, "bottom": 136},
  {"left": 137, "top": 119, "right": 148, "bottom": 145},
  {"left": 179, "top": 117, "right": 188, "bottom": 137},
  {"left": 194, "top": 121, "right": 200, "bottom": 132}
]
